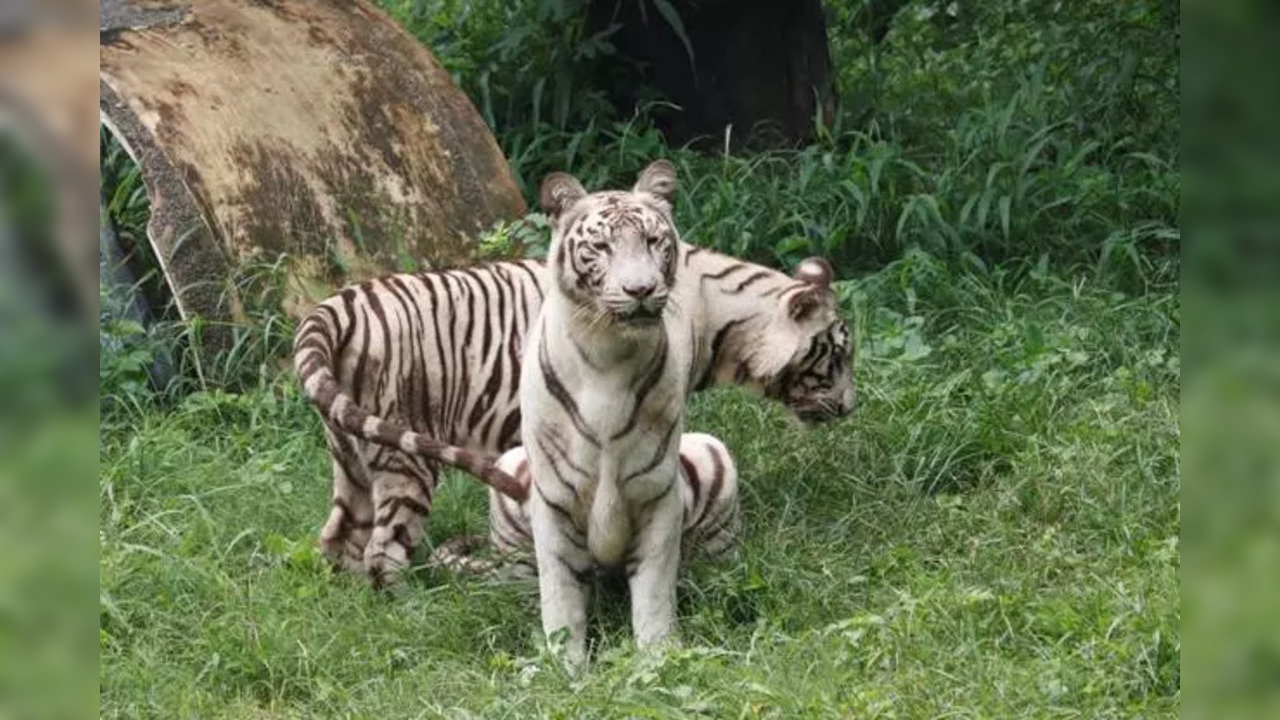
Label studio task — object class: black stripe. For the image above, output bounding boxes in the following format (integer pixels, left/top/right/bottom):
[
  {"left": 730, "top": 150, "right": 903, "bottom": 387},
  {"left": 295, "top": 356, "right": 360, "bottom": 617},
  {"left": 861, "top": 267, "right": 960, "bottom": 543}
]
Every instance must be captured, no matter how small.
[
  {"left": 348, "top": 301, "right": 373, "bottom": 403},
  {"left": 729, "top": 270, "right": 773, "bottom": 294},
  {"left": 421, "top": 274, "right": 451, "bottom": 437},
  {"left": 555, "top": 552, "right": 591, "bottom": 585},
  {"left": 402, "top": 275, "right": 437, "bottom": 435},
  {"left": 294, "top": 332, "right": 331, "bottom": 357},
  {"left": 685, "top": 451, "right": 728, "bottom": 531},
  {"left": 385, "top": 276, "right": 428, "bottom": 432},
  {"left": 512, "top": 260, "right": 546, "bottom": 302},
  {"left": 455, "top": 273, "right": 477, "bottom": 431},
  {"left": 434, "top": 273, "right": 459, "bottom": 435},
  {"left": 476, "top": 410, "right": 499, "bottom": 450},
  {"left": 623, "top": 418, "right": 679, "bottom": 484},
  {"left": 696, "top": 318, "right": 748, "bottom": 390},
  {"left": 316, "top": 303, "right": 344, "bottom": 340},
  {"left": 569, "top": 234, "right": 599, "bottom": 293},
  {"left": 392, "top": 525, "right": 413, "bottom": 552},
  {"left": 495, "top": 498, "right": 532, "bottom": 542},
  {"left": 635, "top": 477, "right": 675, "bottom": 517},
  {"left": 364, "top": 281, "right": 394, "bottom": 402},
  {"left": 476, "top": 266, "right": 511, "bottom": 447},
  {"left": 328, "top": 430, "right": 370, "bottom": 490},
  {"left": 462, "top": 268, "right": 494, "bottom": 432},
  {"left": 693, "top": 502, "right": 736, "bottom": 543},
  {"left": 536, "top": 430, "right": 590, "bottom": 486},
  {"left": 538, "top": 336, "right": 601, "bottom": 446},
  {"left": 337, "top": 289, "right": 359, "bottom": 353},
  {"left": 680, "top": 456, "right": 701, "bottom": 513},
  {"left": 534, "top": 483, "right": 582, "bottom": 536},
  {"left": 493, "top": 523, "right": 529, "bottom": 551},
  {"left": 699, "top": 262, "right": 750, "bottom": 284},
  {"left": 498, "top": 409, "right": 522, "bottom": 450},
  {"left": 533, "top": 435, "right": 582, "bottom": 502},
  {"left": 375, "top": 495, "right": 431, "bottom": 523},
  {"left": 611, "top": 333, "right": 668, "bottom": 441}
]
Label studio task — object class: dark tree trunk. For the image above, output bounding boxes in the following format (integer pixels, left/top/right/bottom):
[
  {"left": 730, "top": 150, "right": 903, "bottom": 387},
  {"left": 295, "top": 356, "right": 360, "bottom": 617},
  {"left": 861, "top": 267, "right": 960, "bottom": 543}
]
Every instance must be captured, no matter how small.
[{"left": 587, "top": 0, "right": 836, "bottom": 151}]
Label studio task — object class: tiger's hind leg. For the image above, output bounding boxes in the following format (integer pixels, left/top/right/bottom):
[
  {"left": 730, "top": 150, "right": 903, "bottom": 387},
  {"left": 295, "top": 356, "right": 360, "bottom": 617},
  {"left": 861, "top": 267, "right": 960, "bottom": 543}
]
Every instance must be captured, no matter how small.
[
  {"left": 486, "top": 448, "right": 538, "bottom": 580},
  {"left": 364, "top": 460, "right": 438, "bottom": 588},
  {"left": 319, "top": 459, "right": 374, "bottom": 573},
  {"left": 489, "top": 448, "right": 534, "bottom": 554},
  {"left": 678, "top": 433, "right": 741, "bottom": 561},
  {"left": 318, "top": 427, "right": 374, "bottom": 573}
]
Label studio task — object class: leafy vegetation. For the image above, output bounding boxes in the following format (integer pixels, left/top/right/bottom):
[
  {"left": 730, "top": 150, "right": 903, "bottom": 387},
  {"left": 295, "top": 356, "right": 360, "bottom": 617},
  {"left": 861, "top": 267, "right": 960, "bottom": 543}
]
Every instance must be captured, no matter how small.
[
  {"left": 381, "top": 0, "right": 1177, "bottom": 284},
  {"left": 100, "top": 0, "right": 1179, "bottom": 716}
]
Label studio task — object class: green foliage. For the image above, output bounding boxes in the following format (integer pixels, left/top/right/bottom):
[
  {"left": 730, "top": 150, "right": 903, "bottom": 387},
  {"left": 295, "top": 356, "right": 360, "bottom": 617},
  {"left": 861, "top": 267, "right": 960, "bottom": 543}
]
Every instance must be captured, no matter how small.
[
  {"left": 379, "top": 0, "right": 615, "bottom": 135},
  {"left": 99, "top": 267, "right": 1179, "bottom": 717},
  {"left": 379, "top": 0, "right": 1177, "bottom": 286}
]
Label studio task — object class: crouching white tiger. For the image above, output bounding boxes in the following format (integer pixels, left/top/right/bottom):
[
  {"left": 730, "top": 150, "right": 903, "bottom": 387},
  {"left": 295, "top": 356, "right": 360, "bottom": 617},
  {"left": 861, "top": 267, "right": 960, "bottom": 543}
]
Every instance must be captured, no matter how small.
[{"left": 428, "top": 433, "right": 739, "bottom": 577}]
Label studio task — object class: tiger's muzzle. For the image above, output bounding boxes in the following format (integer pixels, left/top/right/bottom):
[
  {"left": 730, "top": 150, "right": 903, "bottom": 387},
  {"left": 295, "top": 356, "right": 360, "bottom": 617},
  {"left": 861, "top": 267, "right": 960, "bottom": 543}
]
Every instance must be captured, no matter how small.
[{"left": 604, "top": 294, "right": 668, "bottom": 326}]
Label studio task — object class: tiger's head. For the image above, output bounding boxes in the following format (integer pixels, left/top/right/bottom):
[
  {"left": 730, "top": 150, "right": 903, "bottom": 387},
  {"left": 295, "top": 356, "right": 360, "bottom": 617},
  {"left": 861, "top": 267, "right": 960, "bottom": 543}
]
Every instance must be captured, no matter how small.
[
  {"left": 539, "top": 160, "right": 680, "bottom": 328},
  {"left": 760, "top": 258, "right": 856, "bottom": 425}
]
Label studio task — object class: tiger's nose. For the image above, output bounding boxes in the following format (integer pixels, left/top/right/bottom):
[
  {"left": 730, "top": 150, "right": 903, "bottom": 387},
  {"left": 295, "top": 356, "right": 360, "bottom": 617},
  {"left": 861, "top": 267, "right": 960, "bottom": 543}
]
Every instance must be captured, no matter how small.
[{"left": 622, "top": 282, "right": 656, "bottom": 299}]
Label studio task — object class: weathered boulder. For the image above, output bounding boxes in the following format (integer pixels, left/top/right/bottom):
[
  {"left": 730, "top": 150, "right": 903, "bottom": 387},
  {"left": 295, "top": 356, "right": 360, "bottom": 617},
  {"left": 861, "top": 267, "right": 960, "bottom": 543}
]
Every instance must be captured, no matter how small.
[{"left": 100, "top": 0, "right": 526, "bottom": 332}]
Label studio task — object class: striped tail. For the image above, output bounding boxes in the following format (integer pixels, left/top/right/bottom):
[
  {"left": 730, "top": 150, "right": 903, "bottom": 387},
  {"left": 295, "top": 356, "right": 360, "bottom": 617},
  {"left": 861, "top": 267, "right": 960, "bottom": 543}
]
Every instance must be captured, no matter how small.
[{"left": 292, "top": 307, "right": 528, "bottom": 503}]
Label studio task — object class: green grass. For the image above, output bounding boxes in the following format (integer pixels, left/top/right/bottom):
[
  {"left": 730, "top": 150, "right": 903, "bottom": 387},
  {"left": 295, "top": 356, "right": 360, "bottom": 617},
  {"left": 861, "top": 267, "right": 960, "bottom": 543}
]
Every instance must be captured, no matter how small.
[
  {"left": 99, "top": 259, "right": 1179, "bottom": 718},
  {"left": 99, "top": 0, "right": 1178, "bottom": 715}
]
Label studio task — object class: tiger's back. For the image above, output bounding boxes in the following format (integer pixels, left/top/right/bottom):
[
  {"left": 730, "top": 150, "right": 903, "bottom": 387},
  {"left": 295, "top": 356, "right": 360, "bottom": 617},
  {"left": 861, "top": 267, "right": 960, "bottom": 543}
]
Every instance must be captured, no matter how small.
[{"left": 293, "top": 259, "right": 545, "bottom": 579}]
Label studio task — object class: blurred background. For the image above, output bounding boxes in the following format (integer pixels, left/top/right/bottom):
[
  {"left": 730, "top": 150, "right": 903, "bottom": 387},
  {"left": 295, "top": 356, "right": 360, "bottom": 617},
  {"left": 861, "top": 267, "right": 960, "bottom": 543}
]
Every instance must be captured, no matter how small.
[
  {"left": 1181, "top": 3, "right": 1280, "bottom": 719},
  {"left": 0, "top": 1, "right": 98, "bottom": 719}
]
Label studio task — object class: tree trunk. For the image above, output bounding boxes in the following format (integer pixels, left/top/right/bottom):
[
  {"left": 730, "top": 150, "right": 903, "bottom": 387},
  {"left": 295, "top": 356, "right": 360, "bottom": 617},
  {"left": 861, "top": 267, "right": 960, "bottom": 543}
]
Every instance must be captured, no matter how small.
[{"left": 588, "top": 0, "right": 836, "bottom": 151}]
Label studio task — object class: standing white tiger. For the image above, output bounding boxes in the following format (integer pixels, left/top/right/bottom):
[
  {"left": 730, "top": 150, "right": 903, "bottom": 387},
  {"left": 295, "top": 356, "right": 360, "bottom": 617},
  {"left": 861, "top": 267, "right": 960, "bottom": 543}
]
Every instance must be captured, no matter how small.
[{"left": 521, "top": 160, "right": 698, "bottom": 664}]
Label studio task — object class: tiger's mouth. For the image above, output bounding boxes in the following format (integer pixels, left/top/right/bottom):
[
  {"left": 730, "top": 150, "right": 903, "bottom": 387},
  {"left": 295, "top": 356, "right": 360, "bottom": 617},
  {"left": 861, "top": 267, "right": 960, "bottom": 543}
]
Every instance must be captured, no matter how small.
[
  {"left": 606, "top": 303, "right": 665, "bottom": 325},
  {"left": 788, "top": 400, "right": 852, "bottom": 427}
]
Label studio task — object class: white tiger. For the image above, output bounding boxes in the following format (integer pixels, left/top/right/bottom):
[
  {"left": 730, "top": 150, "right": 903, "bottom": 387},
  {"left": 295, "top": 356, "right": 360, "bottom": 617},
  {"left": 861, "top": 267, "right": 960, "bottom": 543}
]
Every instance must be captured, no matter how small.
[{"left": 521, "top": 160, "right": 719, "bottom": 664}]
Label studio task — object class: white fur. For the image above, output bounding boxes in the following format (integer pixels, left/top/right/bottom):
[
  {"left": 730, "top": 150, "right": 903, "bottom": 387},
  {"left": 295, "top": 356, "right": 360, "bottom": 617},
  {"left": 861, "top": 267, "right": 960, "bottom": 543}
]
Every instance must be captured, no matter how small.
[
  {"left": 521, "top": 166, "right": 690, "bottom": 666},
  {"left": 486, "top": 433, "right": 739, "bottom": 560},
  {"left": 522, "top": 293, "right": 689, "bottom": 665}
]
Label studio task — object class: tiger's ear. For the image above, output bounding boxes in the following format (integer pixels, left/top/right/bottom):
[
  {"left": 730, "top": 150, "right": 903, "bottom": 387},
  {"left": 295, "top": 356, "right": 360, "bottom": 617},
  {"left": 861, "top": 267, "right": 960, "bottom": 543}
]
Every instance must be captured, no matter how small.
[
  {"left": 787, "top": 288, "right": 823, "bottom": 322},
  {"left": 633, "top": 159, "right": 677, "bottom": 203},
  {"left": 789, "top": 257, "right": 834, "bottom": 322},
  {"left": 539, "top": 172, "right": 587, "bottom": 217},
  {"left": 792, "top": 256, "right": 834, "bottom": 287}
]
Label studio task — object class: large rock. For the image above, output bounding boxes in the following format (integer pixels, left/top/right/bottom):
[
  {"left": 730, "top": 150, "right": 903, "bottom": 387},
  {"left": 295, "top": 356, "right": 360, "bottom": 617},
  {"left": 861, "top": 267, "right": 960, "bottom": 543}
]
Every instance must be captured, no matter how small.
[{"left": 100, "top": 0, "right": 526, "bottom": 332}]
